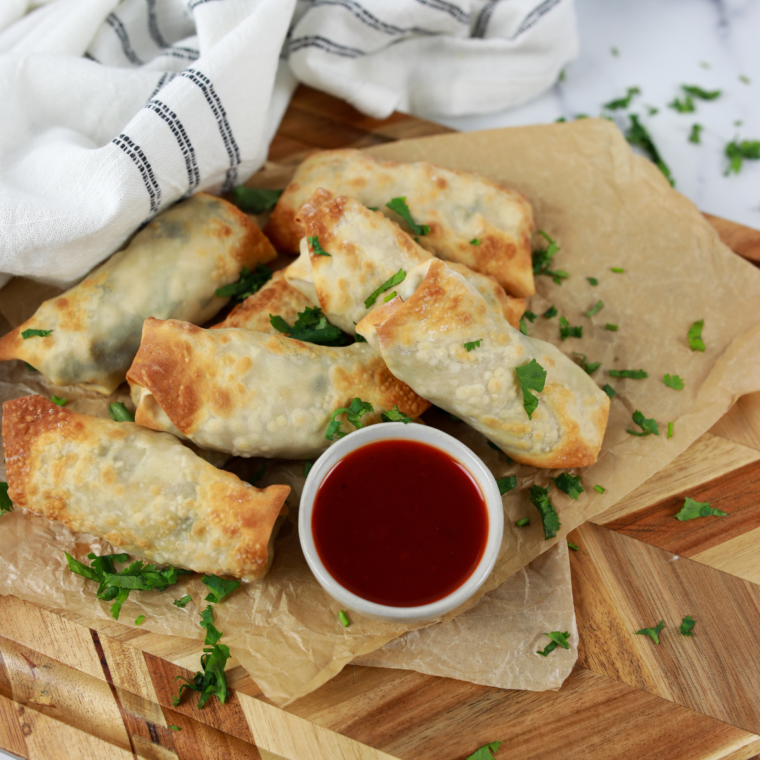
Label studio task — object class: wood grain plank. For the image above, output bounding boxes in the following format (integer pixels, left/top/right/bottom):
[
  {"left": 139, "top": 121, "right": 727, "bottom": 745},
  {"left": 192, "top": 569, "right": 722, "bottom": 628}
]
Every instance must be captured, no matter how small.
[
  {"left": 602, "top": 459, "right": 760, "bottom": 557},
  {"left": 692, "top": 526, "right": 760, "bottom": 585},
  {"left": 572, "top": 523, "right": 760, "bottom": 734},
  {"left": 0, "top": 693, "right": 28, "bottom": 759},
  {"left": 703, "top": 213, "right": 760, "bottom": 262},
  {"left": 710, "top": 392, "right": 760, "bottom": 452}
]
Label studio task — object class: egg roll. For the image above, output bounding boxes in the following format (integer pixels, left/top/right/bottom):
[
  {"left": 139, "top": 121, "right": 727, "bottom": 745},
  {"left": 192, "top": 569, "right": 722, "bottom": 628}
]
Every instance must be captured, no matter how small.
[
  {"left": 356, "top": 260, "right": 609, "bottom": 469},
  {"left": 266, "top": 149, "right": 535, "bottom": 297},
  {"left": 0, "top": 193, "right": 276, "bottom": 394},
  {"left": 126, "top": 318, "right": 430, "bottom": 459},
  {"left": 2, "top": 396, "right": 290, "bottom": 581},
  {"left": 284, "top": 191, "right": 526, "bottom": 334}
]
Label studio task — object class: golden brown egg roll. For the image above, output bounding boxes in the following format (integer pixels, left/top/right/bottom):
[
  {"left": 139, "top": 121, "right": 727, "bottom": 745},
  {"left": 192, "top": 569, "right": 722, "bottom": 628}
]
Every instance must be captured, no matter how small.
[
  {"left": 2, "top": 396, "right": 290, "bottom": 581},
  {"left": 0, "top": 194, "right": 276, "bottom": 394},
  {"left": 356, "top": 260, "right": 609, "bottom": 469},
  {"left": 126, "top": 318, "right": 430, "bottom": 459},
  {"left": 266, "top": 149, "right": 535, "bottom": 296},
  {"left": 284, "top": 191, "right": 526, "bottom": 334}
]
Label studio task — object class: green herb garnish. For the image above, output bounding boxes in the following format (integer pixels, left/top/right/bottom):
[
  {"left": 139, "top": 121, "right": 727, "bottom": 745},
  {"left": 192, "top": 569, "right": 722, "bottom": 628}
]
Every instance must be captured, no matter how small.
[
  {"left": 464, "top": 340, "right": 482, "bottom": 352},
  {"left": 108, "top": 402, "right": 134, "bottom": 422},
  {"left": 21, "top": 328, "right": 53, "bottom": 339},
  {"left": 725, "top": 140, "right": 760, "bottom": 175},
  {"left": 532, "top": 231, "right": 569, "bottom": 284},
  {"left": 24, "top": 362, "right": 37, "bottom": 372},
  {"left": 602, "top": 384, "right": 616, "bottom": 398},
  {"left": 587, "top": 277, "right": 598, "bottom": 286},
  {"left": 609, "top": 369, "right": 648, "bottom": 379},
  {"left": 202, "top": 575, "right": 240, "bottom": 604},
  {"left": 680, "top": 615, "right": 696, "bottom": 636},
  {"left": 496, "top": 476, "right": 517, "bottom": 495},
  {"left": 668, "top": 422, "right": 674, "bottom": 439},
  {"left": 529, "top": 485, "right": 560, "bottom": 540},
  {"left": 307, "top": 235, "right": 331, "bottom": 257},
  {"left": 682, "top": 85, "right": 721, "bottom": 100},
  {"left": 675, "top": 497, "right": 727, "bottom": 521},
  {"left": 470, "top": 238, "right": 481, "bottom": 245},
  {"left": 515, "top": 518, "right": 530, "bottom": 528},
  {"left": 552, "top": 473, "right": 584, "bottom": 500},
  {"left": 627, "top": 410, "right": 659, "bottom": 437},
  {"left": 626, "top": 114, "right": 674, "bottom": 185},
  {"left": 611, "top": 267, "right": 625, "bottom": 273},
  {"left": 637, "top": 620, "right": 665, "bottom": 644},
  {"left": 689, "top": 124, "right": 703, "bottom": 144},
  {"left": 537, "top": 631, "right": 570, "bottom": 657},
  {"left": 559, "top": 316, "right": 582, "bottom": 340},
  {"left": 215, "top": 264, "right": 272, "bottom": 302},
  {"left": 572, "top": 352, "right": 601, "bottom": 375},
  {"left": 585, "top": 300, "right": 604, "bottom": 317},
  {"left": 169, "top": 725, "right": 181, "bottom": 731},
  {"left": 593, "top": 485, "right": 606, "bottom": 494},
  {"left": 739, "top": 74, "right": 751, "bottom": 84},
  {"left": 0, "top": 483, "right": 12, "bottom": 516},
  {"left": 231, "top": 186, "right": 282, "bottom": 213},
  {"left": 687, "top": 319, "right": 705, "bottom": 351},
  {"left": 466, "top": 740, "right": 503, "bottom": 760},
  {"left": 270, "top": 306, "right": 351, "bottom": 347},
  {"left": 543, "top": 305, "right": 557, "bottom": 319},
  {"left": 669, "top": 95, "right": 695, "bottom": 113},
  {"left": 381, "top": 406, "right": 413, "bottom": 424},
  {"left": 568, "top": 542, "right": 579, "bottom": 551},
  {"left": 338, "top": 610, "right": 351, "bottom": 627},
  {"left": 383, "top": 291, "right": 397, "bottom": 302},
  {"left": 662, "top": 374, "right": 684, "bottom": 390},
  {"left": 605, "top": 323, "right": 618, "bottom": 331},
  {"left": 51, "top": 395, "right": 67, "bottom": 406},
  {"left": 603, "top": 86, "right": 640, "bottom": 110},
  {"left": 326, "top": 397, "right": 374, "bottom": 440},
  {"left": 515, "top": 359, "right": 547, "bottom": 420},
  {"left": 303, "top": 461, "right": 313, "bottom": 477},
  {"left": 364, "top": 268, "right": 406, "bottom": 308},
  {"left": 174, "top": 595, "right": 193, "bottom": 608},
  {"left": 135, "top": 615, "right": 145, "bottom": 626},
  {"left": 386, "top": 197, "right": 430, "bottom": 236}
]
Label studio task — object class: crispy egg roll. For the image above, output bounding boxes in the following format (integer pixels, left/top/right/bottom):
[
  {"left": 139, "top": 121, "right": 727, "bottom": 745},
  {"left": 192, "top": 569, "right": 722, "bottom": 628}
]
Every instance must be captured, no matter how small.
[
  {"left": 356, "top": 260, "right": 609, "bottom": 469},
  {"left": 0, "top": 194, "right": 276, "bottom": 394},
  {"left": 284, "top": 191, "right": 526, "bottom": 334},
  {"left": 266, "top": 149, "right": 535, "bottom": 296},
  {"left": 126, "top": 318, "right": 430, "bottom": 459},
  {"left": 2, "top": 396, "right": 290, "bottom": 581}
]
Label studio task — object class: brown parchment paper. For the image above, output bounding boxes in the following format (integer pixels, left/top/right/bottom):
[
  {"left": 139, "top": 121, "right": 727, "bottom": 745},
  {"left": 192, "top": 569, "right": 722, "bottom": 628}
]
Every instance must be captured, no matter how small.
[{"left": 2, "top": 119, "right": 760, "bottom": 705}]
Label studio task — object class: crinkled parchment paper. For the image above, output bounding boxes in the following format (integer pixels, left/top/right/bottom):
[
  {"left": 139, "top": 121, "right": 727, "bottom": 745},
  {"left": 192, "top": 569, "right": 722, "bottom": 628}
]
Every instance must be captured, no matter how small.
[{"left": 1, "top": 119, "right": 760, "bottom": 705}]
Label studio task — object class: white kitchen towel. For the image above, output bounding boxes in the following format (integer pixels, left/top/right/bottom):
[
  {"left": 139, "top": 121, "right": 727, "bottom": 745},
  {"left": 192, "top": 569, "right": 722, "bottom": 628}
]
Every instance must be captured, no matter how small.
[{"left": 0, "top": 0, "right": 577, "bottom": 289}]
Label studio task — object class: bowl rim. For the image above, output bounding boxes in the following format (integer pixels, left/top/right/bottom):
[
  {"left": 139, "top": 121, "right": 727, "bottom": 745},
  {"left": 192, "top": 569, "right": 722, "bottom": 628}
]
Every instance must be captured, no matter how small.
[{"left": 298, "top": 422, "right": 504, "bottom": 623}]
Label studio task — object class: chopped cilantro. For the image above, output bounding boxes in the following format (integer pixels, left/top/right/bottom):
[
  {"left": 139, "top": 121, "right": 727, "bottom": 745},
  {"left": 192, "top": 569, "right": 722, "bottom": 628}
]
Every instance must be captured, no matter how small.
[
  {"left": 552, "top": 473, "right": 584, "bottom": 500},
  {"left": 464, "top": 340, "right": 482, "bottom": 352},
  {"left": 381, "top": 406, "right": 413, "bottom": 424},
  {"left": 24, "top": 362, "right": 37, "bottom": 372},
  {"left": 558, "top": 316, "right": 582, "bottom": 340},
  {"left": 231, "top": 186, "right": 282, "bottom": 214},
  {"left": 0, "top": 483, "right": 12, "bottom": 516},
  {"left": 689, "top": 124, "right": 703, "bottom": 144},
  {"left": 572, "top": 352, "right": 601, "bottom": 375},
  {"left": 636, "top": 620, "right": 665, "bottom": 644},
  {"left": 364, "top": 268, "right": 406, "bottom": 308},
  {"left": 682, "top": 85, "right": 721, "bottom": 100},
  {"left": 108, "top": 402, "right": 134, "bottom": 422},
  {"left": 202, "top": 575, "right": 240, "bottom": 604},
  {"left": 609, "top": 369, "right": 648, "bottom": 379},
  {"left": 587, "top": 277, "right": 599, "bottom": 286},
  {"left": 675, "top": 497, "right": 727, "bottom": 521},
  {"left": 466, "top": 741, "right": 503, "bottom": 760},
  {"left": 603, "top": 86, "right": 640, "bottom": 110},
  {"left": 647, "top": 106, "right": 659, "bottom": 115},
  {"left": 524, "top": 311, "right": 537, "bottom": 322},
  {"left": 529, "top": 485, "right": 560, "bottom": 540},
  {"left": 496, "top": 476, "right": 517, "bottom": 495},
  {"left": 700, "top": 61, "right": 711, "bottom": 69},
  {"left": 135, "top": 615, "right": 145, "bottom": 626},
  {"left": 627, "top": 410, "right": 659, "bottom": 437},
  {"left": 568, "top": 541, "right": 579, "bottom": 551},
  {"left": 626, "top": 114, "right": 674, "bottom": 185},
  {"left": 519, "top": 316, "right": 529, "bottom": 335},
  {"left": 383, "top": 291, "right": 397, "bottom": 302},
  {"left": 515, "top": 359, "right": 547, "bottom": 420},
  {"left": 199, "top": 605, "right": 223, "bottom": 646},
  {"left": 270, "top": 306, "right": 351, "bottom": 347},
  {"left": 470, "top": 238, "right": 481, "bottom": 245},
  {"left": 532, "top": 231, "right": 569, "bottom": 284},
  {"left": 515, "top": 517, "right": 530, "bottom": 528},
  {"left": 303, "top": 461, "right": 313, "bottom": 477},
  {"left": 169, "top": 725, "right": 181, "bottom": 731},
  {"left": 668, "top": 422, "right": 674, "bottom": 439},
  {"left": 605, "top": 323, "right": 618, "bottom": 331},
  {"left": 725, "top": 140, "right": 760, "bottom": 175},
  {"left": 326, "top": 397, "right": 374, "bottom": 440},
  {"left": 338, "top": 610, "right": 351, "bottom": 627},
  {"left": 248, "top": 462, "right": 267, "bottom": 485},
  {"left": 687, "top": 319, "right": 705, "bottom": 351},
  {"left": 602, "top": 383, "right": 616, "bottom": 398},
  {"left": 21, "top": 328, "right": 53, "bottom": 339},
  {"left": 308, "top": 235, "right": 331, "bottom": 256},
  {"left": 663, "top": 374, "right": 684, "bottom": 390},
  {"left": 593, "top": 485, "right": 606, "bottom": 494},
  {"left": 537, "top": 631, "right": 571, "bottom": 657},
  {"left": 543, "top": 305, "right": 557, "bottom": 319},
  {"left": 585, "top": 300, "right": 603, "bottom": 318},
  {"left": 611, "top": 267, "right": 625, "bottom": 273},
  {"left": 65, "top": 552, "right": 190, "bottom": 620},
  {"left": 215, "top": 264, "right": 272, "bottom": 302},
  {"left": 385, "top": 197, "right": 430, "bottom": 236},
  {"left": 739, "top": 74, "right": 751, "bottom": 84},
  {"left": 51, "top": 395, "right": 67, "bottom": 406},
  {"left": 174, "top": 595, "right": 193, "bottom": 608},
  {"left": 611, "top": 46, "right": 619, "bottom": 56},
  {"left": 680, "top": 615, "right": 696, "bottom": 636},
  {"left": 669, "top": 95, "right": 695, "bottom": 113}
]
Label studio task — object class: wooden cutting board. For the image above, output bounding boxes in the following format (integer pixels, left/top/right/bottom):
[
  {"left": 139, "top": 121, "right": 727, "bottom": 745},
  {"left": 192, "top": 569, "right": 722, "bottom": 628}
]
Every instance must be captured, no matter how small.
[{"left": 2, "top": 86, "right": 760, "bottom": 760}]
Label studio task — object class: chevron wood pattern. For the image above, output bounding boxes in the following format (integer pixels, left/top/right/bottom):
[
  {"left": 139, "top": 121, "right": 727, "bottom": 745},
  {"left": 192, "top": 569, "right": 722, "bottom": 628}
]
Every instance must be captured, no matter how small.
[{"left": 1, "top": 85, "right": 759, "bottom": 760}]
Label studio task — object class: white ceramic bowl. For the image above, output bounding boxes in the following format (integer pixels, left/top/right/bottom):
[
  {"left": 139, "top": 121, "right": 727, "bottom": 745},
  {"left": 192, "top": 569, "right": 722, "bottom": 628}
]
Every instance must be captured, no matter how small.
[{"left": 299, "top": 422, "right": 504, "bottom": 624}]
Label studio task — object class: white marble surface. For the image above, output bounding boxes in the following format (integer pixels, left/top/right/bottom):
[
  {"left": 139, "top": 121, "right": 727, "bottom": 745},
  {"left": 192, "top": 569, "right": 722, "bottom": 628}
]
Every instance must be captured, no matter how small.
[{"left": 435, "top": 0, "right": 760, "bottom": 230}]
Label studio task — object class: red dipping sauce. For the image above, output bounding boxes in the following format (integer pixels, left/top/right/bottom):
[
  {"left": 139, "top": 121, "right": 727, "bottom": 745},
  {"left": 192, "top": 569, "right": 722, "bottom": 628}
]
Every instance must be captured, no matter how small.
[{"left": 312, "top": 439, "right": 488, "bottom": 607}]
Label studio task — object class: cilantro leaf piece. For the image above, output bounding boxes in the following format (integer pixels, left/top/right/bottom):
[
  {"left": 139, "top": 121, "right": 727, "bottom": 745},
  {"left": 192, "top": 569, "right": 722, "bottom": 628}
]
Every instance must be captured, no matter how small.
[
  {"left": 174, "top": 595, "right": 193, "bottom": 608},
  {"left": 338, "top": 610, "right": 351, "bottom": 627},
  {"left": 725, "top": 140, "right": 760, "bottom": 175},
  {"left": 385, "top": 197, "right": 430, "bottom": 236},
  {"left": 307, "top": 235, "right": 331, "bottom": 257},
  {"left": 553, "top": 473, "right": 584, "bottom": 500},
  {"left": 558, "top": 316, "right": 582, "bottom": 340},
  {"left": 24, "top": 362, "right": 37, "bottom": 372},
  {"left": 603, "top": 86, "right": 640, "bottom": 110},
  {"left": 594, "top": 485, "right": 606, "bottom": 494},
  {"left": 637, "top": 620, "right": 665, "bottom": 644},
  {"left": 169, "top": 725, "right": 181, "bottom": 731},
  {"left": 537, "top": 631, "right": 571, "bottom": 657},
  {"left": 524, "top": 311, "right": 537, "bottom": 323},
  {"left": 466, "top": 741, "right": 503, "bottom": 760},
  {"left": 626, "top": 114, "right": 674, "bottom": 185},
  {"left": 568, "top": 541, "right": 579, "bottom": 551},
  {"left": 543, "top": 305, "right": 557, "bottom": 319},
  {"left": 515, "top": 517, "right": 530, "bottom": 528},
  {"left": 108, "top": 402, "right": 134, "bottom": 422},
  {"left": 611, "top": 46, "right": 619, "bottom": 56},
  {"left": 669, "top": 95, "right": 695, "bottom": 113},
  {"left": 663, "top": 374, "right": 684, "bottom": 390},
  {"left": 173, "top": 635, "right": 231, "bottom": 709},
  {"left": 231, "top": 186, "right": 282, "bottom": 213},
  {"left": 680, "top": 615, "right": 696, "bottom": 636},
  {"left": 529, "top": 485, "right": 561, "bottom": 539},
  {"left": 496, "top": 476, "right": 517, "bottom": 495},
  {"left": 532, "top": 231, "right": 569, "bottom": 284},
  {"left": 675, "top": 497, "right": 727, "bottom": 521},
  {"left": 572, "top": 352, "right": 601, "bottom": 375},
  {"left": 688, "top": 319, "right": 706, "bottom": 351},
  {"left": 515, "top": 359, "right": 547, "bottom": 420},
  {"left": 202, "top": 575, "right": 240, "bottom": 604},
  {"left": 470, "top": 238, "right": 481, "bottom": 245},
  {"left": 248, "top": 462, "right": 267, "bottom": 486},
  {"left": 364, "top": 269, "right": 406, "bottom": 308},
  {"left": 739, "top": 74, "right": 751, "bottom": 84},
  {"left": 303, "top": 461, "right": 313, "bottom": 477},
  {"left": 611, "top": 267, "right": 625, "bottom": 273},
  {"left": 199, "top": 605, "right": 223, "bottom": 646},
  {"left": 268, "top": 306, "right": 351, "bottom": 347},
  {"left": 464, "top": 340, "right": 482, "bottom": 352},
  {"left": 381, "top": 406, "right": 413, "bottom": 424},
  {"left": 602, "top": 384, "right": 616, "bottom": 398},
  {"left": 51, "top": 395, "right": 67, "bottom": 406},
  {"left": 585, "top": 300, "right": 604, "bottom": 317},
  {"left": 519, "top": 315, "right": 530, "bottom": 335},
  {"left": 215, "top": 264, "right": 272, "bottom": 301},
  {"left": 135, "top": 615, "right": 145, "bottom": 626},
  {"left": 0, "top": 483, "right": 13, "bottom": 516},
  {"left": 605, "top": 323, "right": 618, "bottom": 331},
  {"left": 689, "top": 124, "right": 703, "bottom": 144},
  {"left": 668, "top": 422, "right": 674, "bottom": 439},
  {"left": 326, "top": 397, "right": 374, "bottom": 440},
  {"left": 22, "top": 328, "right": 53, "bottom": 339},
  {"left": 383, "top": 291, "right": 397, "bottom": 302},
  {"left": 587, "top": 277, "right": 599, "bottom": 286},
  {"left": 682, "top": 85, "right": 721, "bottom": 100},
  {"left": 609, "top": 369, "right": 648, "bottom": 379},
  {"left": 627, "top": 410, "right": 659, "bottom": 437}
]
